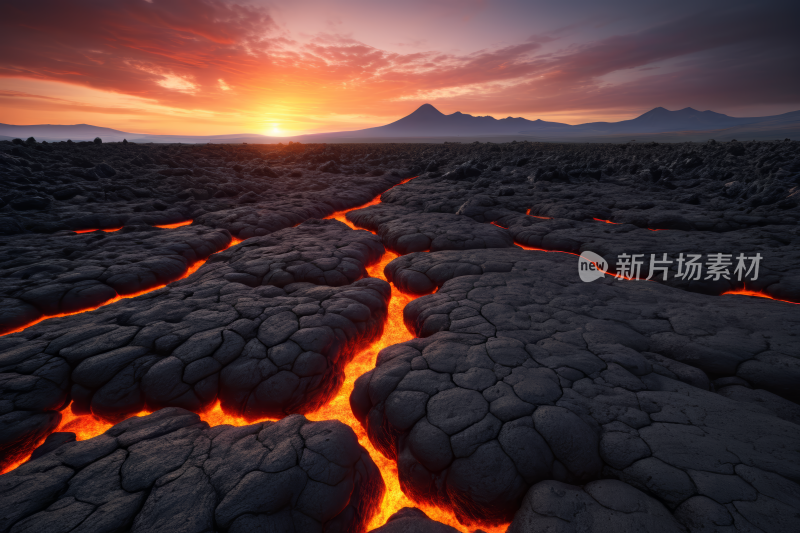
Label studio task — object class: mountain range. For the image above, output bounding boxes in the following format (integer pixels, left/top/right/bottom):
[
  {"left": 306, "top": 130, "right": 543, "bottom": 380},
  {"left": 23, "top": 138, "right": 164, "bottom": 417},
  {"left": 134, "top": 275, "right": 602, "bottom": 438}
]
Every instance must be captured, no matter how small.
[{"left": 3, "top": 104, "right": 799, "bottom": 144}]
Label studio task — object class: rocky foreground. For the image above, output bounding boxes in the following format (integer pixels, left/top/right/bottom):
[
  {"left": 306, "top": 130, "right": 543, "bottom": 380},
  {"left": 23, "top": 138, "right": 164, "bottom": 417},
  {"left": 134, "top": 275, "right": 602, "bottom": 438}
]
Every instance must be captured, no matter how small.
[{"left": 0, "top": 137, "right": 799, "bottom": 532}]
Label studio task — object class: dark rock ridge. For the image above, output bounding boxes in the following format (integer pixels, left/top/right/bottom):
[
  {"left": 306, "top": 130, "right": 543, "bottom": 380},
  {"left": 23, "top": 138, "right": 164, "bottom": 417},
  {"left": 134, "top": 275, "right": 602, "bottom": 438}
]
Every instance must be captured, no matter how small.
[
  {"left": 0, "top": 220, "right": 390, "bottom": 470},
  {"left": 507, "top": 479, "right": 686, "bottom": 533},
  {"left": 387, "top": 249, "right": 800, "bottom": 400},
  {"left": 0, "top": 408, "right": 384, "bottom": 533},
  {"left": 348, "top": 197, "right": 799, "bottom": 301},
  {"left": 370, "top": 507, "right": 461, "bottom": 533},
  {"left": 347, "top": 203, "right": 515, "bottom": 254},
  {"left": 381, "top": 141, "right": 800, "bottom": 231},
  {"left": 352, "top": 250, "right": 800, "bottom": 529},
  {"left": 0, "top": 225, "right": 232, "bottom": 334}
]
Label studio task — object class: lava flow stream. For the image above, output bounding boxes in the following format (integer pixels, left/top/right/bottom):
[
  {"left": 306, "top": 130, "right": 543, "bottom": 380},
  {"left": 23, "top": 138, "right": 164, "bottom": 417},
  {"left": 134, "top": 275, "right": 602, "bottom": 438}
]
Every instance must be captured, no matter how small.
[
  {"left": 1, "top": 236, "right": 243, "bottom": 337},
  {"left": 511, "top": 213, "right": 794, "bottom": 302},
  {"left": 321, "top": 192, "right": 508, "bottom": 531},
  {"left": 0, "top": 236, "right": 245, "bottom": 473},
  {"left": 0, "top": 402, "right": 154, "bottom": 474},
  {"left": 73, "top": 219, "right": 193, "bottom": 233}
]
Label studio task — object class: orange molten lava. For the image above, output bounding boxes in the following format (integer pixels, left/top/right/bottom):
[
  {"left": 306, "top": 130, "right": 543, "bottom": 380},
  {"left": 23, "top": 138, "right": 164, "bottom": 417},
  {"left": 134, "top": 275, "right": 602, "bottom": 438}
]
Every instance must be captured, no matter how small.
[
  {"left": 525, "top": 208, "right": 551, "bottom": 219},
  {"left": 516, "top": 243, "right": 581, "bottom": 257},
  {"left": 3, "top": 175, "right": 511, "bottom": 530},
  {"left": 515, "top": 243, "right": 649, "bottom": 282},
  {"left": 0, "top": 403, "right": 153, "bottom": 475},
  {"left": 320, "top": 180, "right": 508, "bottom": 532},
  {"left": 721, "top": 288, "right": 798, "bottom": 304},
  {"left": 154, "top": 220, "right": 193, "bottom": 229},
  {"left": 1, "top": 237, "right": 244, "bottom": 337},
  {"left": 326, "top": 176, "right": 417, "bottom": 228},
  {"left": 199, "top": 400, "right": 279, "bottom": 427},
  {"left": 74, "top": 227, "right": 123, "bottom": 233},
  {"left": 593, "top": 217, "right": 619, "bottom": 224},
  {"left": 74, "top": 220, "right": 194, "bottom": 233}
]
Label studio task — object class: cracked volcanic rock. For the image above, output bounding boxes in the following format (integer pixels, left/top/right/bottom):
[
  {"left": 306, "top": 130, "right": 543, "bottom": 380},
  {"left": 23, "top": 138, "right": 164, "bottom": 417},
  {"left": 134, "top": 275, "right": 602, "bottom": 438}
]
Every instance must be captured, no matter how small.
[
  {"left": 346, "top": 203, "right": 515, "bottom": 254},
  {"left": 371, "top": 507, "right": 461, "bottom": 533},
  {"left": 494, "top": 211, "right": 800, "bottom": 301},
  {"left": 2, "top": 139, "right": 800, "bottom": 532},
  {"left": 507, "top": 479, "right": 686, "bottom": 533},
  {"left": 0, "top": 408, "right": 384, "bottom": 533},
  {"left": 0, "top": 225, "right": 232, "bottom": 334},
  {"left": 352, "top": 250, "right": 800, "bottom": 529},
  {"left": 0, "top": 220, "right": 390, "bottom": 470}
]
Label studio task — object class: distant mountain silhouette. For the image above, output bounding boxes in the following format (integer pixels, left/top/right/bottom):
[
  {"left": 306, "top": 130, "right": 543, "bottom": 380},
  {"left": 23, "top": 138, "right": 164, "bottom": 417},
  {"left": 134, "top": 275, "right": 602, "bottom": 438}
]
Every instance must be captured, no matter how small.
[
  {"left": 301, "top": 104, "right": 800, "bottom": 139},
  {"left": 336, "top": 103, "right": 568, "bottom": 137},
  {"left": 2, "top": 104, "right": 799, "bottom": 143}
]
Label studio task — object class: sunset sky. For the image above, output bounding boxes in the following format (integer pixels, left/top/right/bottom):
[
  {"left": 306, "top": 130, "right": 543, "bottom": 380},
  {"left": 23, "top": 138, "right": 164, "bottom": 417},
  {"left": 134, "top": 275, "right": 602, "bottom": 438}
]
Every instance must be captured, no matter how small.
[{"left": 1, "top": 0, "right": 798, "bottom": 136}]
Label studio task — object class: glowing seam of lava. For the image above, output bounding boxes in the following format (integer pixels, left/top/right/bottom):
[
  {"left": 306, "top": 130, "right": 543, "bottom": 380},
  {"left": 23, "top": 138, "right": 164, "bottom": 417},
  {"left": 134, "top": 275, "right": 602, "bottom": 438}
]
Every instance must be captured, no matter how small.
[
  {"left": 154, "top": 220, "right": 193, "bottom": 229},
  {"left": 336, "top": 190, "right": 675, "bottom": 527},
  {"left": 514, "top": 243, "right": 799, "bottom": 301},
  {"left": 321, "top": 179, "right": 509, "bottom": 532},
  {"left": 73, "top": 220, "right": 193, "bottom": 233},
  {"left": 525, "top": 208, "right": 552, "bottom": 219},
  {"left": 74, "top": 227, "right": 123, "bottom": 233},
  {"left": 0, "top": 403, "right": 134, "bottom": 474},
  {"left": 4, "top": 175, "right": 506, "bottom": 531},
  {"left": 1, "top": 237, "right": 243, "bottom": 337},
  {"left": 721, "top": 287, "right": 798, "bottom": 304},
  {"left": 0, "top": 236, "right": 246, "bottom": 474},
  {"left": 515, "top": 243, "right": 660, "bottom": 282},
  {"left": 592, "top": 216, "right": 667, "bottom": 232}
]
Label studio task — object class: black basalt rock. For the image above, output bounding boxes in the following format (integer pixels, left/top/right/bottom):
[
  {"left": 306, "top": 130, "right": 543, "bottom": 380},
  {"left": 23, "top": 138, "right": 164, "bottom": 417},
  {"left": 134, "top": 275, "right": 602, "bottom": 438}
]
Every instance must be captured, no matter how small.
[{"left": 0, "top": 409, "right": 384, "bottom": 533}]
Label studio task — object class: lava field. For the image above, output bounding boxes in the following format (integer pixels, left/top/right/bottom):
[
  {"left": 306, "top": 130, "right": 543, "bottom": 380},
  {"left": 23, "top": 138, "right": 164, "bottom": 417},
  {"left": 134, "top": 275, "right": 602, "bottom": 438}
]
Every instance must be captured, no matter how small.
[{"left": 0, "top": 137, "right": 799, "bottom": 532}]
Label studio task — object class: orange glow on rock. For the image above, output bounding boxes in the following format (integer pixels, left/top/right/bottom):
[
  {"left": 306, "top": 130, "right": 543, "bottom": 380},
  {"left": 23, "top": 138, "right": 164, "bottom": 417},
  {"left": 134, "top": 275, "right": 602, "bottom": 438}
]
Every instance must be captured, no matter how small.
[
  {"left": 593, "top": 217, "right": 619, "bottom": 224},
  {"left": 327, "top": 176, "right": 417, "bottom": 230},
  {"left": 2, "top": 178, "right": 514, "bottom": 530},
  {"left": 515, "top": 243, "right": 652, "bottom": 281},
  {"left": 74, "top": 227, "right": 123, "bottom": 233},
  {"left": 2, "top": 236, "right": 244, "bottom": 337},
  {"left": 318, "top": 180, "right": 508, "bottom": 532},
  {"left": 154, "top": 220, "right": 193, "bottom": 229},
  {"left": 0, "top": 402, "right": 152, "bottom": 475},
  {"left": 525, "top": 208, "right": 551, "bottom": 219},
  {"left": 199, "top": 400, "right": 279, "bottom": 427},
  {"left": 721, "top": 288, "right": 798, "bottom": 304},
  {"left": 304, "top": 248, "right": 507, "bottom": 532},
  {"left": 516, "top": 243, "right": 581, "bottom": 257},
  {"left": 73, "top": 220, "right": 194, "bottom": 233}
]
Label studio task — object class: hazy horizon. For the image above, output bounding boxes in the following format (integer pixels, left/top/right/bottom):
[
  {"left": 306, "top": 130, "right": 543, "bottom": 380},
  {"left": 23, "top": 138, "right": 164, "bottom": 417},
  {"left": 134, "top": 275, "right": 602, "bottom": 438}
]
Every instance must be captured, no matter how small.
[{"left": 4, "top": 103, "right": 800, "bottom": 141}]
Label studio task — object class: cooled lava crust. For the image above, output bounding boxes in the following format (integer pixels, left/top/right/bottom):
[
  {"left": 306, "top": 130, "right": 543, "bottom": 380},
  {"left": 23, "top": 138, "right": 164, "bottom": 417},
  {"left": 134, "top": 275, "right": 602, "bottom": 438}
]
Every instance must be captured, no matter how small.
[{"left": 1, "top": 138, "right": 799, "bottom": 533}]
